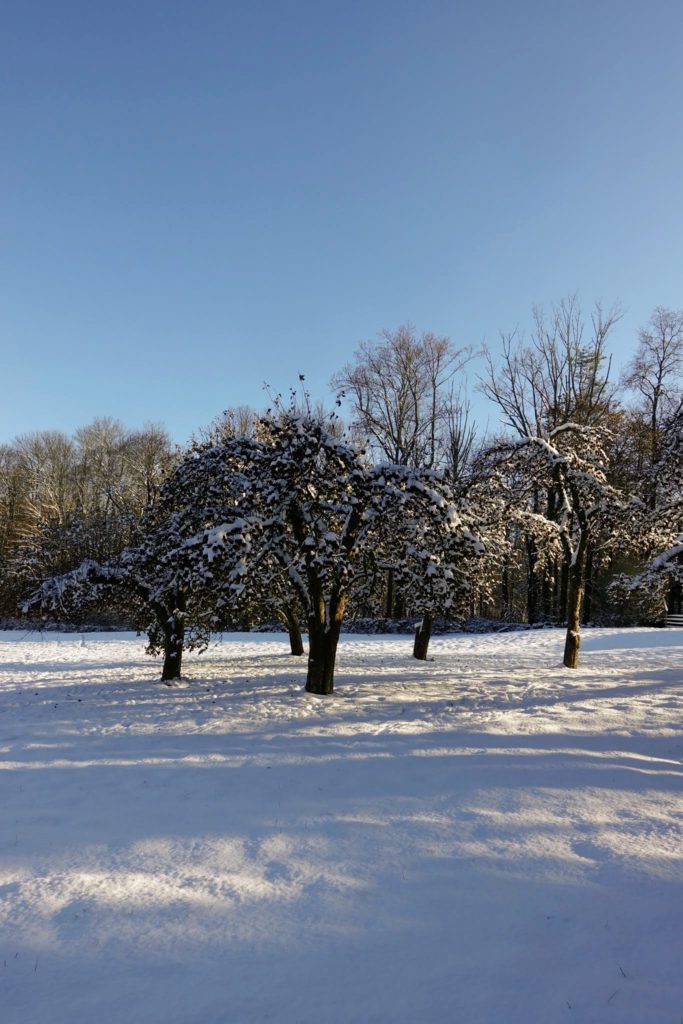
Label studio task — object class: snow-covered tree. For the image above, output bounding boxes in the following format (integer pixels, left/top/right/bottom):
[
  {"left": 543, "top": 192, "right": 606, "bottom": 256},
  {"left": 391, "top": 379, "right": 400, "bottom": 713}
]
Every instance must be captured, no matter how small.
[
  {"left": 21, "top": 543, "right": 196, "bottom": 682},
  {"left": 164, "top": 434, "right": 307, "bottom": 655},
  {"left": 479, "top": 295, "right": 622, "bottom": 625},
  {"left": 198, "top": 411, "right": 483, "bottom": 693},
  {"left": 20, "top": 435, "right": 250, "bottom": 679},
  {"left": 612, "top": 407, "right": 683, "bottom": 619},
  {"left": 485, "top": 423, "right": 632, "bottom": 667},
  {"left": 393, "top": 504, "right": 484, "bottom": 660}
]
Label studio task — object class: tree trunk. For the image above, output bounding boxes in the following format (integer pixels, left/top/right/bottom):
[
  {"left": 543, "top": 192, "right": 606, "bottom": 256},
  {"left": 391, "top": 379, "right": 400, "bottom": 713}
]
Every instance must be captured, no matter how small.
[
  {"left": 305, "top": 593, "right": 346, "bottom": 695},
  {"left": 306, "top": 618, "right": 341, "bottom": 694},
  {"left": 559, "top": 556, "right": 569, "bottom": 622},
  {"left": 502, "top": 563, "right": 509, "bottom": 620},
  {"left": 384, "top": 569, "right": 394, "bottom": 619},
  {"left": 541, "top": 563, "right": 554, "bottom": 622},
  {"left": 161, "top": 610, "right": 185, "bottom": 682},
  {"left": 392, "top": 589, "right": 406, "bottom": 619},
  {"left": 413, "top": 612, "right": 433, "bottom": 660},
  {"left": 563, "top": 544, "right": 588, "bottom": 669},
  {"left": 281, "top": 605, "right": 304, "bottom": 656},
  {"left": 582, "top": 547, "right": 594, "bottom": 626},
  {"left": 526, "top": 536, "right": 539, "bottom": 624}
]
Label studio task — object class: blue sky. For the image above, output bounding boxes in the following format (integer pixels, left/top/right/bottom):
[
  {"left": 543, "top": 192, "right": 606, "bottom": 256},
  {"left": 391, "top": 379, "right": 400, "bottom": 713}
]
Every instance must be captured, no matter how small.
[{"left": 3, "top": 0, "right": 682, "bottom": 444}]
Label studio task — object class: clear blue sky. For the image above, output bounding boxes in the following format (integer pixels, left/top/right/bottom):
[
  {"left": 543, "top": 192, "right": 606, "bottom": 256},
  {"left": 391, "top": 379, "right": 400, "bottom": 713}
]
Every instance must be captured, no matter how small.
[{"left": 3, "top": 0, "right": 682, "bottom": 444}]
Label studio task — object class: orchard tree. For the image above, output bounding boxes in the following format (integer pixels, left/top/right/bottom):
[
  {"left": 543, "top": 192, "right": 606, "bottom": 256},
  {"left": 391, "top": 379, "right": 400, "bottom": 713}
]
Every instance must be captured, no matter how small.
[
  {"left": 486, "top": 423, "right": 631, "bottom": 667},
  {"left": 157, "top": 430, "right": 308, "bottom": 655},
  {"left": 479, "top": 295, "right": 621, "bottom": 624},
  {"left": 201, "top": 410, "right": 483, "bottom": 694},
  {"left": 394, "top": 509, "right": 484, "bottom": 660},
  {"left": 21, "top": 434, "right": 255, "bottom": 680},
  {"left": 21, "top": 543, "right": 196, "bottom": 682}
]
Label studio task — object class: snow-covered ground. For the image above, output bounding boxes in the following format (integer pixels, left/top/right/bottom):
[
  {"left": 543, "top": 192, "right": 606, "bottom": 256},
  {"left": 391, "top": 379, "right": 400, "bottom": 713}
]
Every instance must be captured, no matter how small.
[{"left": 1, "top": 627, "right": 682, "bottom": 1024}]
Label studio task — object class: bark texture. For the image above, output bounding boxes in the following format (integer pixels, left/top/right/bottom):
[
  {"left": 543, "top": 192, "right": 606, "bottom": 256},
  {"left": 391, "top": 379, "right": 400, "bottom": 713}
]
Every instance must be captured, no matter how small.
[
  {"left": 281, "top": 605, "right": 304, "bottom": 656},
  {"left": 563, "top": 535, "right": 588, "bottom": 669},
  {"left": 157, "top": 592, "right": 186, "bottom": 682},
  {"left": 306, "top": 620, "right": 341, "bottom": 694},
  {"left": 161, "top": 612, "right": 185, "bottom": 681},
  {"left": 413, "top": 612, "right": 434, "bottom": 661}
]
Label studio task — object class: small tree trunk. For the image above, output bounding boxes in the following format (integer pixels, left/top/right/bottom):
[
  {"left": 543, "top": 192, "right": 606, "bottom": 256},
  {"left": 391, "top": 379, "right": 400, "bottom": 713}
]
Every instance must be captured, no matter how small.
[
  {"left": 384, "top": 569, "right": 394, "bottom": 618},
  {"left": 563, "top": 542, "right": 588, "bottom": 669},
  {"left": 541, "top": 563, "right": 554, "bottom": 621},
  {"left": 161, "top": 611, "right": 185, "bottom": 682},
  {"left": 563, "top": 582, "right": 582, "bottom": 668},
  {"left": 393, "top": 589, "right": 406, "bottom": 619},
  {"left": 288, "top": 620, "right": 304, "bottom": 656},
  {"left": 502, "top": 560, "right": 510, "bottom": 620},
  {"left": 526, "top": 536, "right": 539, "bottom": 624},
  {"left": 413, "top": 612, "right": 433, "bottom": 661},
  {"left": 559, "top": 556, "right": 569, "bottom": 622},
  {"left": 281, "top": 605, "right": 304, "bottom": 656},
  {"left": 582, "top": 547, "right": 594, "bottom": 626}
]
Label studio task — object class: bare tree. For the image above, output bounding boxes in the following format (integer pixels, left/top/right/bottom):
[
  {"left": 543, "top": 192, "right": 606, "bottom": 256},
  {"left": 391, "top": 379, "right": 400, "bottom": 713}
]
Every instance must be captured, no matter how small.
[
  {"left": 199, "top": 406, "right": 260, "bottom": 444},
  {"left": 622, "top": 306, "right": 683, "bottom": 508},
  {"left": 480, "top": 295, "right": 622, "bottom": 438},
  {"left": 441, "top": 385, "right": 477, "bottom": 482},
  {"left": 1, "top": 421, "right": 173, "bottom": 618},
  {"left": 13, "top": 431, "right": 77, "bottom": 536},
  {"left": 332, "top": 324, "right": 473, "bottom": 470}
]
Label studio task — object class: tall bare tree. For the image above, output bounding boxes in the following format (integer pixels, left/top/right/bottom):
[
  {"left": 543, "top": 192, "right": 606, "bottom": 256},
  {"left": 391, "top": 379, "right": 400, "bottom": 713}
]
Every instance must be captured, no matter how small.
[
  {"left": 480, "top": 295, "right": 621, "bottom": 438},
  {"left": 332, "top": 324, "right": 473, "bottom": 471},
  {"left": 622, "top": 306, "right": 683, "bottom": 508}
]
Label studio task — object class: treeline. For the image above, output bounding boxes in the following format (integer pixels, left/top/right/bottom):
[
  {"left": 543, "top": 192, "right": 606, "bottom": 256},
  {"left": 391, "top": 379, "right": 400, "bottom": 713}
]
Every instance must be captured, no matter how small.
[
  {"left": 5, "top": 297, "right": 683, "bottom": 687},
  {"left": 0, "top": 419, "right": 173, "bottom": 620}
]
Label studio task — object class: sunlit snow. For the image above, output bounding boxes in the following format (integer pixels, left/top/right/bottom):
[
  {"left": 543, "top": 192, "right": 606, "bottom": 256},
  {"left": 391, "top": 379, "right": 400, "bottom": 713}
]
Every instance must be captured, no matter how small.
[{"left": 1, "top": 627, "right": 682, "bottom": 1023}]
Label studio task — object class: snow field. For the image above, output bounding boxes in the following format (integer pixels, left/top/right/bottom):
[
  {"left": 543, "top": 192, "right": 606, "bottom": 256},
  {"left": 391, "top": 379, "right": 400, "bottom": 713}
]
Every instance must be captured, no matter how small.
[{"left": 1, "top": 628, "right": 682, "bottom": 1023}]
